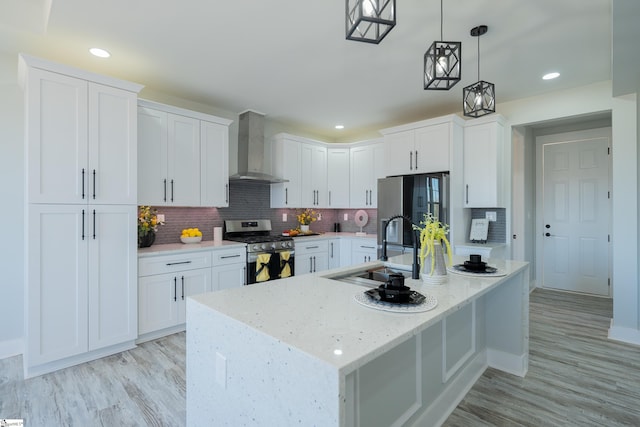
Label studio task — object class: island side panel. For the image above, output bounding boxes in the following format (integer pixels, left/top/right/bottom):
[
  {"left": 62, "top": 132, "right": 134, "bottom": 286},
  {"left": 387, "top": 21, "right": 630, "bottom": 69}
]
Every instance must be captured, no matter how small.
[
  {"left": 186, "top": 298, "right": 340, "bottom": 426},
  {"left": 484, "top": 266, "right": 530, "bottom": 377}
]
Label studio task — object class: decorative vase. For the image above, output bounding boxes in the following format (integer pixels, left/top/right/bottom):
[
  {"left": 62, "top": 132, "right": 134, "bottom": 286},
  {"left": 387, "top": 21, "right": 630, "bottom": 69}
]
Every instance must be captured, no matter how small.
[
  {"left": 421, "top": 241, "right": 447, "bottom": 285},
  {"left": 300, "top": 224, "right": 310, "bottom": 233},
  {"left": 138, "top": 232, "right": 156, "bottom": 248}
]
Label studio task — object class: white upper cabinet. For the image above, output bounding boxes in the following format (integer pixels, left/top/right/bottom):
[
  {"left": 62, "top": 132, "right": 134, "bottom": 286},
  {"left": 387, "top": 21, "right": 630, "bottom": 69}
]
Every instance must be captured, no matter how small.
[
  {"left": 137, "top": 99, "right": 232, "bottom": 207},
  {"left": 463, "top": 116, "right": 505, "bottom": 208},
  {"left": 350, "top": 142, "right": 384, "bottom": 208},
  {"left": 327, "top": 148, "right": 350, "bottom": 208},
  {"left": 201, "top": 120, "right": 230, "bottom": 207},
  {"left": 25, "top": 67, "right": 138, "bottom": 205},
  {"left": 271, "top": 136, "right": 302, "bottom": 208},
  {"left": 300, "top": 143, "right": 327, "bottom": 207},
  {"left": 381, "top": 115, "right": 463, "bottom": 176}
]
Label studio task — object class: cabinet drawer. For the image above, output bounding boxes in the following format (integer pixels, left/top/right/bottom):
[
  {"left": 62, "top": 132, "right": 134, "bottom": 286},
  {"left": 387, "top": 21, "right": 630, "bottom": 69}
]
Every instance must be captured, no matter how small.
[
  {"left": 296, "top": 239, "right": 329, "bottom": 254},
  {"left": 212, "top": 247, "right": 246, "bottom": 266},
  {"left": 351, "top": 240, "right": 378, "bottom": 254},
  {"left": 139, "top": 251, "right": 212, "bottom": 276}
]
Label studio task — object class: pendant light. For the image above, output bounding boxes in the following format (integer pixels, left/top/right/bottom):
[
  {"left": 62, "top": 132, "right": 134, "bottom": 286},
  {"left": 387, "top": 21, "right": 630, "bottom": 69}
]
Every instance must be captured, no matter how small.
[
  {"left": 424, "top": 0, "right": 461, "bottom": 90},
  {"left": 463, "top": 25, "right": 495, "bottom": 118},
  {"left": 346, "top": 0, "right": 396, "bottom": 44}
]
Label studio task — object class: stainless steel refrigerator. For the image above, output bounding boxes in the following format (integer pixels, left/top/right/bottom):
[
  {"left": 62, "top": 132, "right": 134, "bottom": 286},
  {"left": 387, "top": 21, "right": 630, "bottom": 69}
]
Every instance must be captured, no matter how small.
[{"left": 377, "top": 173, "right": 450, "bottom": 257}]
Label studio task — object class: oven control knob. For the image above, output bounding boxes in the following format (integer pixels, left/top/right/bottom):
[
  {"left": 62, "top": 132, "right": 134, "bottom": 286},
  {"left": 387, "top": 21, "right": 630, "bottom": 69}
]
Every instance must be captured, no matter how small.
[
  {"left": 271, "top": 243, "right": 277, "bottom": 250},
  {"left": 261, "top": 243, "right": 267, "bottom": 250},
  {"left": 252, "top": 244, "right": 260, "bottom": 251}
]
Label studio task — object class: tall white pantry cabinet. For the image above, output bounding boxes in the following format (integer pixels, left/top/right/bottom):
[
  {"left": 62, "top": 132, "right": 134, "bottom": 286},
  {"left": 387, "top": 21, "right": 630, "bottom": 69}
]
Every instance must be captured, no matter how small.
[{"left": 19, "top": 54, "right": 143, "bottom": 377}]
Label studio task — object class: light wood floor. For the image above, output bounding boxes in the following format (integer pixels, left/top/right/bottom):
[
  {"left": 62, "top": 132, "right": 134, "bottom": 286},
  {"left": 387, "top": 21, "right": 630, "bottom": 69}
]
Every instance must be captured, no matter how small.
[{"left": 1, "top": 289, "right": 639, "bottom": 426}]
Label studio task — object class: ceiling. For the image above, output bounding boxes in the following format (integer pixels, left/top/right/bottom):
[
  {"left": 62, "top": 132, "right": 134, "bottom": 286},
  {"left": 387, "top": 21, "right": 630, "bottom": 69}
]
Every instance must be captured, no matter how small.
[{"left": 0, "top": 0, "right": 613, "bottom": 141}]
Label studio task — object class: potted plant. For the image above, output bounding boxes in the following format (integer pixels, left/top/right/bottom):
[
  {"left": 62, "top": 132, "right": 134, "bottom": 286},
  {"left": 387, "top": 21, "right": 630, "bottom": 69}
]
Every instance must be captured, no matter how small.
[
  {"left": 138, "top": 205, "right": 164, "bottom": 248},
  {"left": 296, "top": 208, "right": 318, "bottom": 233},
  {"left": 413, "top": 213, "right": 452, "bottom": 284}
]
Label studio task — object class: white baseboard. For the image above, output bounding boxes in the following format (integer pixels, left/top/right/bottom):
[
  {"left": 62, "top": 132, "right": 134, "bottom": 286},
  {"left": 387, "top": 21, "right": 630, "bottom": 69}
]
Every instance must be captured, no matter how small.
[
  {"left": 608, "top": 321, "right": 640, "bottom": 347},
  {"left": 487, "top": 348, "right": 528, "bottom": 377},
  {"left": 0, "top": 338, "right": 23, "bottom": 360}
]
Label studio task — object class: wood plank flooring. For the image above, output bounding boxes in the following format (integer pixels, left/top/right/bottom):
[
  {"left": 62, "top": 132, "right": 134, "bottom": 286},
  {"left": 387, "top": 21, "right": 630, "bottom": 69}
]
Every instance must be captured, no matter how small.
[{"left": 1, "top": 289, "right": 639, "bottom": 426}]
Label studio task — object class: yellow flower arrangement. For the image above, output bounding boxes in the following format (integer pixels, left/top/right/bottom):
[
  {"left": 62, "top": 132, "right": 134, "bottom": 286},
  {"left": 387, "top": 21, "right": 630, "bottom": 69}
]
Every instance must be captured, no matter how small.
[
  {"left": 296, "top": 208, "right": 318, "bottom": 226},
  {"left": 138, "top": 205, "right": 164, "bottom": 238},
  {"left": 413, "top": 213, "right": 452, "bottom": 275}
]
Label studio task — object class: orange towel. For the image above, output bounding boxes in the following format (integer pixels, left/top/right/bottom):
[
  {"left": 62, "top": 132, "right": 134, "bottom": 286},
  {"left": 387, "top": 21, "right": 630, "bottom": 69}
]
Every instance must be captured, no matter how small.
[
  {"left": 280, "top": 251, "right": 292, "bottom": 278},
  {"left": 255, "top": 253, "right": 271, "bottom": 282}
]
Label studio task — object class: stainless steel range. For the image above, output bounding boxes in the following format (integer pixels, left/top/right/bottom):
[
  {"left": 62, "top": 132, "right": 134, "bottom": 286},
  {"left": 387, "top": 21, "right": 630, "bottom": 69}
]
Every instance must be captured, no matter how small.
[{"left": 224, "top": 219, "right": 295, "bottom": 284}]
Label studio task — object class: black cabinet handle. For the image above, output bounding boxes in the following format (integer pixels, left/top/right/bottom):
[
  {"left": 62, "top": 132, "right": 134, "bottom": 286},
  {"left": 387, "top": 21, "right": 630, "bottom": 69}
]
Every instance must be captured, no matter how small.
[
  {"left": 545, "top": 232, "right": 551, "bottom": 237},
  {"left": 466, "top": 184, "right": 469, "bottom": 204},
  {"left": 285, "top": 187, "right": 288, "bottom": 205},
  {"left": 225, "top": 184, "right": 229, "bottom": 204},
  {"left": 220, "top": 254, "right": 241, "bottom": 259},
  {"left": 92, "top": 169, "right": 96, "bottom": 200},
  {"left": 329, "top": 191, "right": 332, "bottom": 206},
  {"left": 181, "top": 276, "right": 185, "bottom": 300},
  {"left": 81, "top": 169, "right": 85, "bottom": 199},
  {"left": 163, "top": 179, "right": 167, "bottom": 202},
  {"left": 409, "top": 151, "right": 413, "bottom": 170},
  {"left": 166, "top": 261, "right": 192, "bottom": 266},
  {"left": 243, "top": 266, "right": 247, "bottom": 286},
  {"left": 330, "top": 242, "right": 334, "bottom": 258},
  {"left": 92, "top": 209, "right": 96, "bottom": 239},
  {"left": 171, "top": 179, "right": 174, "bottom": 202},
  {"left": 415, "top": 150, "right": 418, "bottom": 170},
  {"left": 309, "top": 257, "right": 313, "bottom": 273},
  {"left": 173, "top": 277, "right": 177, "bottom": 301},
  {"left": 313, "top": 256, "right": 316, "bottom": 272},
  {"left": 81, "top": 209, "right": 85, "bottom": 240}
]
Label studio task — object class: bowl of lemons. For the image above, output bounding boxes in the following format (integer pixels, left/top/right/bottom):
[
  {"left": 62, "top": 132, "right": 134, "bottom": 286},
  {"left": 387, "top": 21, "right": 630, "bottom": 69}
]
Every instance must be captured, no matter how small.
[{"left": 180, "top": 227, "right": 203, "bottom": 243}]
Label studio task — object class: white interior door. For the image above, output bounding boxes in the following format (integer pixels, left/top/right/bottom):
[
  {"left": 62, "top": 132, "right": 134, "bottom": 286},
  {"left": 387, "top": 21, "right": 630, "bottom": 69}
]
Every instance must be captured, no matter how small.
[{"left": 541, "top": 132, "right": 610, "bottom": 295}]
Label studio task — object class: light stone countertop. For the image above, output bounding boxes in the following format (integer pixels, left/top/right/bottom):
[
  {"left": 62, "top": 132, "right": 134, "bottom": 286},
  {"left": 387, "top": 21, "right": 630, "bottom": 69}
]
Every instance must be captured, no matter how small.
[
  {"left": 137, "top": 240, "right": 246, "bottom": 257},
  {"left": 189, "top": 253, "right": 528, "bottom": 375}
]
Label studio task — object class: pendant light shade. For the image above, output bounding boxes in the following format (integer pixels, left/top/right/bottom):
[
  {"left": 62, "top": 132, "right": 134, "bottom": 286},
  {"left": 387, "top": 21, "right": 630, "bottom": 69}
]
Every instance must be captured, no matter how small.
[
  {"left": 463, "top": 25, "right": 495, "bottom": 118},
  {"left": 424, "top": 0, "right": 461, "bottom": 90},
  {"left": 346, "top": 0, "right": 396, "bottom": 44}
]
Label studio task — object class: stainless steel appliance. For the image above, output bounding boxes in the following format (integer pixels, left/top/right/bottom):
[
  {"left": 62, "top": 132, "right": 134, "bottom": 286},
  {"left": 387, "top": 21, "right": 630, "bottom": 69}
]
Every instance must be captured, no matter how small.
[
  {"left": 224, "top": 219, "right": 295, "bottom": 284},
  {"left": 377, "top": 173, "right": 450, "bottom": 257}
]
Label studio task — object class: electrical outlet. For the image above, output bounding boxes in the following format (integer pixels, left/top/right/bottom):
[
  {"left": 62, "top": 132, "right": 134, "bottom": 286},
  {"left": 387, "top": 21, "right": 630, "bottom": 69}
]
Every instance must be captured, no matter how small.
[
  {"left": 344, "top": 213, "right": 348, "bottom": 221},
  {"left": 317, "top": 213, "right": 322, "bottom": 221},
  {"left": 156, "top": 214, "right": 165, "bottom": 222},
  {"left": 216, "top": 352, "right": 227, "bottom": 388},
  {"left": 282, "top": 213, "right": 287, "bottom": 222},
  {"left": 486, "top": 211, "right": 497, "bottom": 222}
]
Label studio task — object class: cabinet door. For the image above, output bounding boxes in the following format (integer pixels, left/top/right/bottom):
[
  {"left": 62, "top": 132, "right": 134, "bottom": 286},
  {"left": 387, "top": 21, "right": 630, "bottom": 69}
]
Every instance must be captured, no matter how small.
[
  {"left": 384, "top": 131, "right": 414, "bottom": 176},
  {"left": 88, "top": 83, "right": 137, "bottom": 205},
  {"left": 300, "top": 144, "right": 327, "bottom": 207},
  {"left": 351, "top": 240, "right": 378, "bottom": 264},
  {"left": 464, "top": 121, "right": 504, "bottom": 207},
  {"left": 88, "top": 205, "right": 137, "bottom": 350},
  {"left": 295, "top": 253, "right": 314, "bottom": 275},
  {"left": 313, "top": 252, "right": 329, "bottom": 273},
  {"left": 327, "top": 149, "right": 350, "bottom": 208},
  {"left": 26, "top": 68, "right": 88, "bottom": 204},
  {"left": 212, "top": 263, "right": 246, "bottom": 291},
  {"left": 328, "top": 239, "right": 341, "bottom": 269},
  {"left": 177, "top": 268, "right": 212, "bottom": 323},
  {"left": 138, "top": 107, "right": 169, "bottom": 205},
  {"left": 201, "top": 120, "right": 230, "bottom": 207},
  {"left": 414, "top": 123, "right": 450, "bottom": 173},
  {"left": 168, "top": 113, "right": 201, "bottom": 206},
  {"left": 350, "top": 145, "right": 373, "bottom": 207},
  {"left": 27, "top": 205, "right": 88, "bottom": 366},
  {"left": 370, "top": 143, "right": 386, "bottom": 208},
  {"left": 271, "top": 138, "right": 301, "bottom": 207},
  {"left": 138, "top": 273, "right": 180, "bottom": 335}
]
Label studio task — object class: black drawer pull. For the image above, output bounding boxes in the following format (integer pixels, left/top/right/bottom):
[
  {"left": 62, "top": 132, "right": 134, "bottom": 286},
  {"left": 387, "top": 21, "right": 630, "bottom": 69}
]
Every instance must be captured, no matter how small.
[
  {"left": 306, "top": 245, "right": 319, "bottom": 249},
  {"left": 166, "top": 261, "right": 193, "bottom": 266},
  {"left": 220, "top": 254, "right": 241, "bottom": 259}
]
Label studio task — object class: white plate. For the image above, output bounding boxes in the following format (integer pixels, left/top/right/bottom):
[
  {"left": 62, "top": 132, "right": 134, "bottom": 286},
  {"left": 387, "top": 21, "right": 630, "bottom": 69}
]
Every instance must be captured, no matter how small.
[{"left": 354, "top": 292, "right": 438, "bottom": 313}]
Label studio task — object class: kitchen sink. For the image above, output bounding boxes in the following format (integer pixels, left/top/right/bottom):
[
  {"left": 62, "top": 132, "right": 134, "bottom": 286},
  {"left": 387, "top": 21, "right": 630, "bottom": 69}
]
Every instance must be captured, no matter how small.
[{"left": 330, "top": 266, "right": 411, "bottom": 287}]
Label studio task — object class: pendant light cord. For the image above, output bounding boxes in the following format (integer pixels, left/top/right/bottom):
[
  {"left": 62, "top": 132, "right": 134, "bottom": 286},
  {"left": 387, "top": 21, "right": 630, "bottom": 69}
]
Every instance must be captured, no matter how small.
[
  {"left": 440, "top": 0, "right": 443, "bottom": 41},
  {"left": 477, "top": 31, "right": 480, "bottom": 81}
]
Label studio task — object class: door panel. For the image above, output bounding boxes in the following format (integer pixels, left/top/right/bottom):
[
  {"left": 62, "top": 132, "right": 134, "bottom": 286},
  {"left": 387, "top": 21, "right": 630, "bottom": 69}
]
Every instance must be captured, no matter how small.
[{"left": 542, "top": 136, "right": 610, "bottom": 296}]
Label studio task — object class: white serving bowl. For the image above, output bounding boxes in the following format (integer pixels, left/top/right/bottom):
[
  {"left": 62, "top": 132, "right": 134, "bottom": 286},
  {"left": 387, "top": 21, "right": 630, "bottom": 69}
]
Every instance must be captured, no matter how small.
[{"left": 180, "top": 236, "right": 202, "bottom": 244}]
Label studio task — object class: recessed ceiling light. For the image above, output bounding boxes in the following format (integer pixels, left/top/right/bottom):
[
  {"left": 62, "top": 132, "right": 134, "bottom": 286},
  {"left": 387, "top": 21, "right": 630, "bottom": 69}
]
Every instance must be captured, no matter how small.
[
  {"left": 542, "top": 72, "right": 560, "bottom": 80},
  {"left": 89, "top": 48, "right": 111, "bottom": 58},
  {"left": 335, "top": 125, "right": 344, "bottom": 130}
]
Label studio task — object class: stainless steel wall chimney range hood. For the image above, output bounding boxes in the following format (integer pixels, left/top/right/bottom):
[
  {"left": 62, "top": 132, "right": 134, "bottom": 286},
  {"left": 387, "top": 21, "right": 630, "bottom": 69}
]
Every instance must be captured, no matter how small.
[{"left": 228, "top": 110, "right": 288, "bottom": 184}]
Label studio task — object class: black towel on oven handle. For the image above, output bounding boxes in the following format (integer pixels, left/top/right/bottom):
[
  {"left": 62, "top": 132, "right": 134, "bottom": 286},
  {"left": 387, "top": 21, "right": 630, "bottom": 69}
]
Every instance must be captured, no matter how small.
[{"left": 268, "top": 252, "right": 283, "bottom": 280}]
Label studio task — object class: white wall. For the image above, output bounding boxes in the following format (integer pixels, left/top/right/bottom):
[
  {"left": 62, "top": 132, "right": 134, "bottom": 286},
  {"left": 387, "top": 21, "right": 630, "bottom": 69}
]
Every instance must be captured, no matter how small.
[{"left": 0, "top": 53, "right": 24, "bottom": 357}]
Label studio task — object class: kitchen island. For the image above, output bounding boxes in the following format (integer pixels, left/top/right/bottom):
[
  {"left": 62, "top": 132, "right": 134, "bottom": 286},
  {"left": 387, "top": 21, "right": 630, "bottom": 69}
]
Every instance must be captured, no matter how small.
[{"left": 186, "top": 255, "right": 529, "bottom": 426}]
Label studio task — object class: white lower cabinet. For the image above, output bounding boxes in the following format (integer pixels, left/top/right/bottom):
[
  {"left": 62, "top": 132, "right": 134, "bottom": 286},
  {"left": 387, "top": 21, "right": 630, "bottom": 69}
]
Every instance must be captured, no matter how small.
[
  {"left": 211, "top": 247, "right": 246, "bottom": 290},
  {"left": 351, "top": 239, "right": 378, "bottom": 264},
  {"left": 295, "top": 240, "right": 329, "bottom": 275},
  {"left": 138, "top": 251, "right": 212, "bottom": 340},
  {"left": 26, "top": 204, "right": 137, "bottom": 376}
]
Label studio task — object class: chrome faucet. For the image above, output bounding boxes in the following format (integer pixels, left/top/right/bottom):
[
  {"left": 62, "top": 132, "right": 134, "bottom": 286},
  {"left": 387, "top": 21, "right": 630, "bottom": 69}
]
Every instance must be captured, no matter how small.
[{"left": 380, "top": 215, "right": 420, "bottom": 280}]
